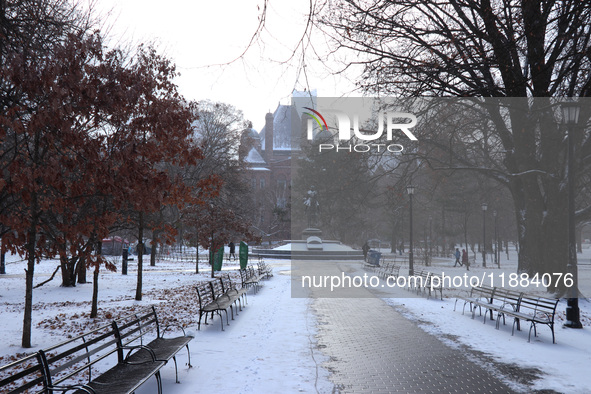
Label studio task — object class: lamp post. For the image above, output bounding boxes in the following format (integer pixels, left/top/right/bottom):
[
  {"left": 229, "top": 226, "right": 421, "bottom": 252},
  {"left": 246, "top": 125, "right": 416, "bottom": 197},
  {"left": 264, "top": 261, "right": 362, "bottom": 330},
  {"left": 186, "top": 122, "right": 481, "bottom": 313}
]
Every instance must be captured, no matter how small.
[
  {"left": 481, "top": 202, "right": 487, "bottom": 268},
  {"left": 493, "top": 210, "right": 499, "bottom": 268},
  {"left": 562, "top": 101, "right": 582, "bottom": 328},
  {"left": 428, "top": 215, "right": 433, "bottom": 267},
  {"left": 407, "top": 185, "right": 415, "bottom": 276}
]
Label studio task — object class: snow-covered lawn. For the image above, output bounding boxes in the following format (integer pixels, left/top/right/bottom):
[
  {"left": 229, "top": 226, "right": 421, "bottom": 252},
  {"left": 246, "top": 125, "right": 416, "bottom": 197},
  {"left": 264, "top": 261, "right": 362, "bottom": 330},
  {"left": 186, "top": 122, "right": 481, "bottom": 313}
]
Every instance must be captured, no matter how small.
[{"left": 0, "top": 254, "right": 332, "bottom": 393}]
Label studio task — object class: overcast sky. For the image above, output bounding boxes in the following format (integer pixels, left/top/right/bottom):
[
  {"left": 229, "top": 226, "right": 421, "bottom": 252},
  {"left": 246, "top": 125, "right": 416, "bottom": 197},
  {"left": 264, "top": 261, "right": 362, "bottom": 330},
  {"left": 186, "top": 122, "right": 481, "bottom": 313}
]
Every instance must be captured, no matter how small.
[{"left": 92, "top": 0, "right": 358, "bottom": 131}]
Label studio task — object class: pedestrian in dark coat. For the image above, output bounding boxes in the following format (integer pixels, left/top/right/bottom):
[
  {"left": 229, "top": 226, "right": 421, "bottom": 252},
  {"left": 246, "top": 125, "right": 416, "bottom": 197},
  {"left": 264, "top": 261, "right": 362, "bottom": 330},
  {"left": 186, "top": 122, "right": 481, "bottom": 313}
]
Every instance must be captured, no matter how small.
[
  {"left": 362, "top": 241, "right": 370, "bottom": 262},
  {"left": 229, "top": 241, "right": 236, "bottom": 261},
  {"left": 462, "top": 249, "right": 470, "bottom": 270}
]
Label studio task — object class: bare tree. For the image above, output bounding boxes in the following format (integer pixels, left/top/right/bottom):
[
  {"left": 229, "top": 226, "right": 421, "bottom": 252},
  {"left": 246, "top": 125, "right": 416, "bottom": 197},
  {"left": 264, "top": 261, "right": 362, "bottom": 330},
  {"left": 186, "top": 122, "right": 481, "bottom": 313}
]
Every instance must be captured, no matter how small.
[{"left": 309, "top": 1, "right": 591, "bottom": 289}]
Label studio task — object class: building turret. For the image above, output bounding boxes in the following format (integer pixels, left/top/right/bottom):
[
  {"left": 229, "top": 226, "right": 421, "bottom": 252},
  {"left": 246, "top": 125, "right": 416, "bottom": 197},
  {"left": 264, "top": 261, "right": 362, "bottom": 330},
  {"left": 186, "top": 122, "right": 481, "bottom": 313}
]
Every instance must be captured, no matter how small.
[{"left": 264, "top": 112, "right": 274, "bottom": 161}]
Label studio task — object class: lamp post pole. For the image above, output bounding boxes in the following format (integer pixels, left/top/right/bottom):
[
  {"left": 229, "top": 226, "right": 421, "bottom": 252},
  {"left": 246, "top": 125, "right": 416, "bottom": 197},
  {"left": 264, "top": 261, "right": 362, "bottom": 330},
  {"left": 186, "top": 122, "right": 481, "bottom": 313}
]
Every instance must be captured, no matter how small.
[
  {"left": 493, "top": 210, "right": 498, "bottom": 268},
  {"left": 481, "top": 203, "right": 487, "bottom": 268},
  {"left": 407, "top": 185, "right": 415, "bottom": 276},
  {"left": 429, "top": 215, "right": 433, "bottom": 267},
  {"left": 562, "top": 101, "right": 582, "bottom": 328}
]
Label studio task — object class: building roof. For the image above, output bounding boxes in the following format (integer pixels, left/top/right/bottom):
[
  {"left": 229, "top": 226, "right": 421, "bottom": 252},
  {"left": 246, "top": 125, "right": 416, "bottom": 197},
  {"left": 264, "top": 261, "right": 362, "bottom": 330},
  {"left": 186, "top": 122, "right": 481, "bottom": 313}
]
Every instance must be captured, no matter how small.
[{"left": 245, "top": 147, "right": 267, "bottom": 164}]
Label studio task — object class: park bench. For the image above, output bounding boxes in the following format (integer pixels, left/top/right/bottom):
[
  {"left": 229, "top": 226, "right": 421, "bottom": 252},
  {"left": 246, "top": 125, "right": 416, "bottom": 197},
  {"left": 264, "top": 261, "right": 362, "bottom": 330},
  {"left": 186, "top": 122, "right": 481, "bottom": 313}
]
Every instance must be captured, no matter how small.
[
  {"left": 473, "top": 287, "right": 523, "bottom": 325},
  {"left": 196, "top": 281, "right": 232, "bottom": 331},
  {"left": 425, "top": 272, "right": 443, "bottom": 300},
  {"left": 383, "top": 264, "right": 400, "bottom": 281},
  {"left": 239, "top": 266, "right": 262, "bottom": 293},
  {"left": 497, "top": 294, "right": 559, "bottom": 343},
  {"left": 0, "top": 307, "right": 192, "bottom": 394},
  {"left": 115, "top": 307, "right": 193, "bottom": 384},
  {"left": 411, "top": 270, "right": 430, "bottom": 295},
  {"left": 256, "top": 261, "right": 273, "bottom": 279},
  {"left": 454, "top": 284, "right": 495, "bottom": 315},
  {"left": 209, "top": 277, "right": 240, "bottom": 321},
  {"left": 0, "top": 351, "right": 45, "bottom": 393},
  {"left": 455, "top": 285, "right": 559, "bottom": 343},
  {"left": 219, "top": 273, "right": 247, "bottom": 310},
  {"left": 409, "top": 270, "right": 442, "bottom": 299}
]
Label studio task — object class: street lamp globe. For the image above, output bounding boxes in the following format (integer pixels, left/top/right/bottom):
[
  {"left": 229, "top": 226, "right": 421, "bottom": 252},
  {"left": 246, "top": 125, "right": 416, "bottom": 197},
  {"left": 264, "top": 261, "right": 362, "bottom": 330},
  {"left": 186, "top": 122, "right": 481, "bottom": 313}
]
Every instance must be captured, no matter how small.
[{"left": 562, "top": 102, "right": 581, "bottom": 125}]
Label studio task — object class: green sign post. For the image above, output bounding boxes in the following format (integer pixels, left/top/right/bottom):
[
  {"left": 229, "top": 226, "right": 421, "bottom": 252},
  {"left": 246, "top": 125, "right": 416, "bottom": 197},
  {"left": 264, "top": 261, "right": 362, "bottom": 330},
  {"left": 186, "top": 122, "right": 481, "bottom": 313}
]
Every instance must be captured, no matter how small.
[{"left": 239, "top": 241, "right": 248, "bottom": 269}]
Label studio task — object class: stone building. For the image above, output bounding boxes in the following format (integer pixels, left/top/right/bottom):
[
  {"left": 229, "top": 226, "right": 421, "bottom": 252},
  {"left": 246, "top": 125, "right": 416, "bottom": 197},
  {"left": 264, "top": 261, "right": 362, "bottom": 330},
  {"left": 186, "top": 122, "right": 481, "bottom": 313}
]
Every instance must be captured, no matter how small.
[{"left": 240, "top": 104, "right": 303, "bottom": 243}]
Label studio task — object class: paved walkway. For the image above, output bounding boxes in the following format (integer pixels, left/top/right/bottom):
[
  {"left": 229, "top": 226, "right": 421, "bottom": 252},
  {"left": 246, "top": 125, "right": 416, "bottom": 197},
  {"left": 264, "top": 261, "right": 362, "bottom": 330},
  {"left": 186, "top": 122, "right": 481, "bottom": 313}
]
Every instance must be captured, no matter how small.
[{"left": 306, "top": 264, "right": 517, "bottom": 393}]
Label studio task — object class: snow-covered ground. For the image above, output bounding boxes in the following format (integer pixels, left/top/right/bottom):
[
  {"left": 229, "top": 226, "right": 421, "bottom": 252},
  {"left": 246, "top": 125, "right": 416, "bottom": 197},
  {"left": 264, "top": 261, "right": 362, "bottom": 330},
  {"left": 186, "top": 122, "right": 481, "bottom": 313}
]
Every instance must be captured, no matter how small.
[{"left": 1, "top": 247, "right": 591, "bottom": 393}]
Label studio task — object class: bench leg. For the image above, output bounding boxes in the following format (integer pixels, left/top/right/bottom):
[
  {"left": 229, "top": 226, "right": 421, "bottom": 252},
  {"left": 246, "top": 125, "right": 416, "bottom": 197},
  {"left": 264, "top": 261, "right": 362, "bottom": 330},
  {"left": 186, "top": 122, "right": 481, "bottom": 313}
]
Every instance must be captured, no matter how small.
[
  {"left": 528, "top": 321, "right": 537, "bottom": 343},
  {"left": 186, "top": 344, "right": 193, "bottom": 368},
  {"left": 511, "top": 318, "right": 518, "bottom": 336},
  {"left": 219, "top": 310, "right": 227, "bottom": 331},
  {"left": 155, "top": 371, "right": 163, "bottom": 394},
  {"left": 173, "top": 355, "right": 179, "bottom": 383}
]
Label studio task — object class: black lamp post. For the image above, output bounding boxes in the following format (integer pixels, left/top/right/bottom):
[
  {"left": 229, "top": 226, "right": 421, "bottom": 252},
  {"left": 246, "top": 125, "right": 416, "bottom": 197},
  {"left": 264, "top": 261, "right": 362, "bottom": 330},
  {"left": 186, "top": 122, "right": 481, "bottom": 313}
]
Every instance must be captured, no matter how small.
[
  {"left": 493, "top": 210, "right": 499, "bottom": 268},
  {"left": 407, "top": 185, "right": 415, "bottom": 276},
  {"left": 562, "top": 101, "right": 583, "bottom": 328},
  {"left": 428, "top": 215, "right": 433, "bottom": 267},
  {"left": 481, "top": 202, "right": 487, "bottom": 268}
]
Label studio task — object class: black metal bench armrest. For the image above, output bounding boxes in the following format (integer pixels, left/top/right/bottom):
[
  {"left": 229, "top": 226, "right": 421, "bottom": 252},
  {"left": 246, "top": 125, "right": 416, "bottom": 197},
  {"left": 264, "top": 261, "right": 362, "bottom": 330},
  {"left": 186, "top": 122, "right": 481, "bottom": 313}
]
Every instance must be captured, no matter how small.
[
  {"left": 122, "top": 345, "right": 159, "bottom": 363},
  {"left": 533, "top": 311, "right": 554, "bottom": 322},
  {"left": 161, "top": 323, "right": 190, "bottom": 338},
  {"left": 45, "top": 383, "right": 96, "bottom": 393}
]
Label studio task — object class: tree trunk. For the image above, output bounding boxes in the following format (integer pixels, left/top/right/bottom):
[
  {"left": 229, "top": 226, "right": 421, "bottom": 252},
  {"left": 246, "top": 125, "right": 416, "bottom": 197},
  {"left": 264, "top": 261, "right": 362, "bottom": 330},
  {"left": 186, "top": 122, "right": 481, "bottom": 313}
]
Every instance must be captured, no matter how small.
[
  {"left": 150, "top": 230, "right": 160, "bottom": 267},
  {"left": 150, "top": 241, "right": 157, "bottom": 266},
  {"left": 90, "top": 268, "right": 99, "bottom": 318},
  {"left": 0, "top": 241, "right": 5, "bottom": 275},
  {"left": 77, "top": 255, "right": 87, "bottom": 284},
  {"left": 135, "top": 211, "right": 144, "bottom": 301},
  {"left": 511, "top": 171, "right": 568, "bottom": 292},
  {"left": 59, "top": 254, "right": 77, "bottom": 287},
  {"left": 463, "top": 213, "right": 468, "bottom": 255},
  {"left": 210, "top": 231, "right": 215, "bottom": 278},
  {"left": 22, "top": 196, "right": 39, "bottom": 348},
  {"left": 91, "top": 239, "right": 102, "bottom": 318}
]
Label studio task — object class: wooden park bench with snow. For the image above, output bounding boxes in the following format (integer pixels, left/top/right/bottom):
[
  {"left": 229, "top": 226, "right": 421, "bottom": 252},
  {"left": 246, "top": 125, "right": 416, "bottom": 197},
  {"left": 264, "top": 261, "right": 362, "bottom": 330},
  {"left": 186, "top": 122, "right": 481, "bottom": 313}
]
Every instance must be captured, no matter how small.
[
  {"left": 0, "top": 307, "right": 193, "bottom": 393},
  {"left": 256, "top": 261, "right": 273, "bottom": 279},
  {"left": 220, "top": 273, "right": 248, "bottom": 311},
  {"left": 196, "top": 272, "right": 252, "bottom": 331},
  {"left": 376, "top": 263, "right": 400, "bottom": 281},
  {"left": 408, "top": 270, "right": 443, "bottom": 300},
  {"left": 454, "top": 285, "right": 559, "bottom": 343},
  {"left": 239, "top": 266, "right": 263, "bottom": 293},
  {"left": 454, "top": 284, "right": 496, "bottom": 315},
  {"left": 196, "top": 281, "right": 231, "bottom": 331}
]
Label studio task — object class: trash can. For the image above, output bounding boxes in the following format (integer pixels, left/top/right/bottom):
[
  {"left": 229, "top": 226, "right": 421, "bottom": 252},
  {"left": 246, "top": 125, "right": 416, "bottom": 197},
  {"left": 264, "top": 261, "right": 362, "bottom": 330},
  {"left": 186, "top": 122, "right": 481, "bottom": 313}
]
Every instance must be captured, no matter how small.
[{"left": 368, "top": 250, "right": 382, "bottom": 266}]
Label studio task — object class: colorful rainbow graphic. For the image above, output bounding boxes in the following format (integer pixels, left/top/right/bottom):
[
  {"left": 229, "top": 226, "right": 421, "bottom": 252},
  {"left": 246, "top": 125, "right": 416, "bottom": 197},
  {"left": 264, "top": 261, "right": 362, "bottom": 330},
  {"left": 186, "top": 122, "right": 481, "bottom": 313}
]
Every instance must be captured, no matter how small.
[{"left": 303, "top": 107, "right": 328, "bottom": 130}]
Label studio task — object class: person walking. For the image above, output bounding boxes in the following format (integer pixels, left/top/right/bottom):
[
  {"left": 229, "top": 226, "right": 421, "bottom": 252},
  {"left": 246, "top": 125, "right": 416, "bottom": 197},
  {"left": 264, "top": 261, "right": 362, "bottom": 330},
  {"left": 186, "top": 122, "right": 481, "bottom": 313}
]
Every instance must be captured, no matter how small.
[
  {"left": 462, "top": 249, "right": 470, "bottom": 270},
  {"left": 362, "top": 241, "right": 370, "bottom": 262},
  {"left": 454, "top": 248, "right": 462, "bottom": 267},
  {"left": 228, "top": 241, "right": 236, "bottom": 261}
]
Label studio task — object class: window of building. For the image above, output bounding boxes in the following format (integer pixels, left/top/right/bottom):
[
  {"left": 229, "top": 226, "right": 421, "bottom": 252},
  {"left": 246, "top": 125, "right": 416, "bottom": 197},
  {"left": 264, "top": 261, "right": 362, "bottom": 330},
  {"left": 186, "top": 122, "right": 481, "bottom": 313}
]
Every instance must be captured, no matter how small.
[{"left": 260, "top": 178, "right": 265, "bottom": 189}]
